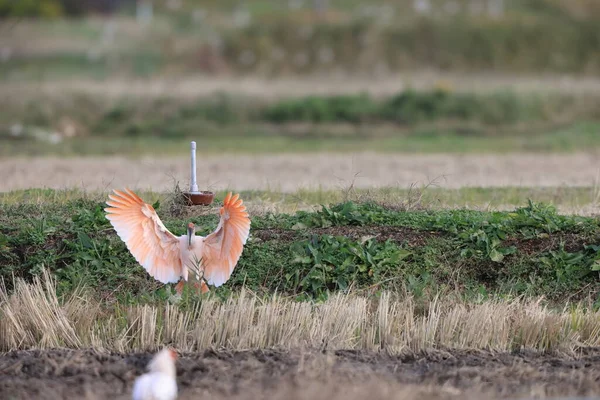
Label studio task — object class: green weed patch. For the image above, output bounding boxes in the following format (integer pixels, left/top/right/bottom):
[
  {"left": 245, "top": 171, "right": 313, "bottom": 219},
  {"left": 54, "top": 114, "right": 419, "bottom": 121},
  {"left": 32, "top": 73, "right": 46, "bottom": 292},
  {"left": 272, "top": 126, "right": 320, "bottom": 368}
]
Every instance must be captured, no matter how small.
[{"left": 1, "top": 194, "right": 599, "bottom": 303}]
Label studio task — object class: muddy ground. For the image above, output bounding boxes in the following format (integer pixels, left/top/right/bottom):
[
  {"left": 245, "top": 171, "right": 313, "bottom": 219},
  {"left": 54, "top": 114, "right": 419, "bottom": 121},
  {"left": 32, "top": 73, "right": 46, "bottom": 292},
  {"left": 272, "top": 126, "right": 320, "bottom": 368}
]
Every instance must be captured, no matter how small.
[
  {"left": 1, "top": 348, "right": 600, "bottom": 400},
  {"left": 3, "top": 152, "right": 600, "bottom": 193}
]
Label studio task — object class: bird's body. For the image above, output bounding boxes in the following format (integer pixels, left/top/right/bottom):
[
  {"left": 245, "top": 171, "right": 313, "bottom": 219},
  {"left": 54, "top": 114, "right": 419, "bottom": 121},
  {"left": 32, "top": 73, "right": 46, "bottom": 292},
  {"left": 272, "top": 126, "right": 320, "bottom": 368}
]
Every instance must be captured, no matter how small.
[
  {"left": 132, "top": 348, "right": 178, "bottom": 400},
  {"left": 105, "top": 189, "right": 250, "bottom": 294},
  {"left": 132, "top": 372, "right": 178, "bottom": 400}
]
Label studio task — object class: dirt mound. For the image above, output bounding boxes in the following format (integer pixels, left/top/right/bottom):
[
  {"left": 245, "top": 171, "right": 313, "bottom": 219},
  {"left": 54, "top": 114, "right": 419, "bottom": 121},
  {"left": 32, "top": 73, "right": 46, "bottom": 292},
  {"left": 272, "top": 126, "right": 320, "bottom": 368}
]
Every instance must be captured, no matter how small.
[{"left": 1, "top": 348, "right": 600, "bottom": 400}]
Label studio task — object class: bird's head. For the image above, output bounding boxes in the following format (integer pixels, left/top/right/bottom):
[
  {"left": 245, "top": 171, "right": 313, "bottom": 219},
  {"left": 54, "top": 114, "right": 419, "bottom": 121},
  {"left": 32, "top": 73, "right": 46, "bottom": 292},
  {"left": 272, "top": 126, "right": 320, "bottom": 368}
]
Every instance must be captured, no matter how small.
[
  {"left": 148, "top": 347, "right": 178, "bottom": 377},
  {"left": 187, "top": 222, "right": 196, "bottom": 247}
]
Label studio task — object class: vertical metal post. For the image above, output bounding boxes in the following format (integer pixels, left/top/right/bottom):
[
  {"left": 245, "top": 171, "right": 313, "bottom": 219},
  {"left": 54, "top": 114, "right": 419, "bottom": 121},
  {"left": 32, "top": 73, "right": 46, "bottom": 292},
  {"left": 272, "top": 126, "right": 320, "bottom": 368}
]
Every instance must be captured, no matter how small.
[{"left": 190, "top": 141, "right": 199, "bottom": 193}]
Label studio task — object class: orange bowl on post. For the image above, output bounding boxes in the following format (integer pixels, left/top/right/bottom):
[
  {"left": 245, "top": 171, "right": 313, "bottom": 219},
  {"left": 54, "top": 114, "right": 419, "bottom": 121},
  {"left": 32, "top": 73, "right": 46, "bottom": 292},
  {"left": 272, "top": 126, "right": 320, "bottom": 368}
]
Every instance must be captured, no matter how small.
[{"left": 183, "top": 191, "right": 215, "bottom": 206}]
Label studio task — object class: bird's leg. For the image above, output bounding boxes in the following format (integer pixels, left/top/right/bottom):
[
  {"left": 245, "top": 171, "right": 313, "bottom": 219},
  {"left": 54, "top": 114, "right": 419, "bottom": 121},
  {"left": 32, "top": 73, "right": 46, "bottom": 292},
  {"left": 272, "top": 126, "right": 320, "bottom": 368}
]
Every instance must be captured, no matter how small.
[
  {"left": 192, "top": 280, "right": 209, "bottom": 295},
  {"left": 191, "top": 281, "right": 200, "bottom": 293},
  {"left": 174, "top": 280, "right": 186, "bottom": 295}
]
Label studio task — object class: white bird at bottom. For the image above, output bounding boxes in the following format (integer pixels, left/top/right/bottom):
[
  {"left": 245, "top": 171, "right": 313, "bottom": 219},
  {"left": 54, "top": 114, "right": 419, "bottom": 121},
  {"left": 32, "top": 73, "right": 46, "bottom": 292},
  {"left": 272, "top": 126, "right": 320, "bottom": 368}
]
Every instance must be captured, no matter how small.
[{"left": 132, "top": 347, "right": 178, "bottom": 400}]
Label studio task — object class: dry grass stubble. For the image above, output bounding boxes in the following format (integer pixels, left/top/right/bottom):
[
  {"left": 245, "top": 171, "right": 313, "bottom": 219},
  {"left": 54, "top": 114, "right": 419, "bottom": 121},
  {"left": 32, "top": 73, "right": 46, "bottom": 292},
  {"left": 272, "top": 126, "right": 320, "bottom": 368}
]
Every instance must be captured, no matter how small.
[{"left": 1, "top": 270, "right": 600, "bottom": 354}]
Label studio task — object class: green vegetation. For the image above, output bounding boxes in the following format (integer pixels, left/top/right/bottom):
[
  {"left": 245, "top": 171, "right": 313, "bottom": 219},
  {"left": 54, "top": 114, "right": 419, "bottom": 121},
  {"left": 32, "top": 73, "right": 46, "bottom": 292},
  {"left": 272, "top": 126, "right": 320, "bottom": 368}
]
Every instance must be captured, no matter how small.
[
  {"left": 1, "top": 191, "right": 599, "bottom": 305},
  {"left": 261, "top": 90, "right": 591, "bottom": 125},
  {"left": 0, "top": 0, "right": 121, "bottom": 17},
  {"left": 2, "top": 89, "right": 600, "bottom": 155},
  {"left": 10, "top": 89, "right": 595, "bottom": 130},
  {"left": 0, "top": 0, "right": 63, "bottom": 18}
]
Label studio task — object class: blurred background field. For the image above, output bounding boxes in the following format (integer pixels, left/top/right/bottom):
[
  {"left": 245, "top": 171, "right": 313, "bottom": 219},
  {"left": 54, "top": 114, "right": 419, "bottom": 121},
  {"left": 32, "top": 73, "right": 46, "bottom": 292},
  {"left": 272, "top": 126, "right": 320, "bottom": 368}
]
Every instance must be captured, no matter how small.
[
  {"left": 3, "top": 0, "right": 600, "bottom": 79},
  {"left": 1, "top": 0, "right": 600, "bottom": 157}
]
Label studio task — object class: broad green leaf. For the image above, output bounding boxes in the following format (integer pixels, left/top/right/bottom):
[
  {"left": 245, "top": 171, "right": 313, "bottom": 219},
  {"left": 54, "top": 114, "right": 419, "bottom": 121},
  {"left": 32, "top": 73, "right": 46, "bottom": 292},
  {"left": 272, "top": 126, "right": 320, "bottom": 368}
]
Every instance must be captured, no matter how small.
[
  {"left": 291, "top": 222, "right": 307, "bottom": 230},
  {"left": 489, "top": 248, "right": 504, "bottom": 263}
]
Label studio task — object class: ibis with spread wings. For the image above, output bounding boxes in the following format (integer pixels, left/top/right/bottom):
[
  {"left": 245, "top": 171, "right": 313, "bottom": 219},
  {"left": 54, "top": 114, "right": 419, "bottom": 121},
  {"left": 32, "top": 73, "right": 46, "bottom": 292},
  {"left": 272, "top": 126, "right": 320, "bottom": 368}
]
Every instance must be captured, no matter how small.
[{"left": 105, "top": 189, "right": 250, "bottom": 294}]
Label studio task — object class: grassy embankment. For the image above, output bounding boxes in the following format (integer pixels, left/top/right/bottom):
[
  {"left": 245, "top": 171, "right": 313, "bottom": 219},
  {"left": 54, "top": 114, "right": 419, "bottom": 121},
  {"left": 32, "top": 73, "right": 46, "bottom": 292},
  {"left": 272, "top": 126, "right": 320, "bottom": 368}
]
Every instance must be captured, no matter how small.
[
  {"left": 1, "top": 188, "right": 600, "bottom": 352},
  {"left": 1, "top": 188, "right": 599, "bottom": 303}
]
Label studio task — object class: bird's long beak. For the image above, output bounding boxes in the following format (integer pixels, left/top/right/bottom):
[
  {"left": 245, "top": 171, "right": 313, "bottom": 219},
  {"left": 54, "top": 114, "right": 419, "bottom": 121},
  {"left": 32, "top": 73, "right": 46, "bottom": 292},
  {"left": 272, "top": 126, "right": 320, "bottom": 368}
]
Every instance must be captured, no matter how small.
[{"left": 187, "top": 223, "right": 194, "bottom": 247}]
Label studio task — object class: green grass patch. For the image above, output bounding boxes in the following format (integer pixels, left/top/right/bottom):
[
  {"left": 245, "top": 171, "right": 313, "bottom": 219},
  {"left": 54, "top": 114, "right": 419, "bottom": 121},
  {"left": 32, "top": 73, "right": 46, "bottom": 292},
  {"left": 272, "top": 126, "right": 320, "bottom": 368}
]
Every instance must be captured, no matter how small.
[{"left": 1, "top": 191, "right": 599, "bottom": 304}]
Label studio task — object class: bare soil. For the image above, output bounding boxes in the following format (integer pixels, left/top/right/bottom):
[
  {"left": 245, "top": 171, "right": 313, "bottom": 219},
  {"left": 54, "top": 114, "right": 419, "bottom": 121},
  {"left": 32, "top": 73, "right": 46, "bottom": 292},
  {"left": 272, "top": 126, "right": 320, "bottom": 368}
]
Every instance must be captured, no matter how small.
[
  {"left": 254, "top": 225, "right": 445, "bottom": 247},
  {"left": 254, "top": 224, "right": 598, "bottom": 260},
  {"left": 313, "top": 225, "right": 445, "bottom": 247},
  {"left": 1, "top": 348, "right": 600, "bottom": 400},
  {"left": 3, "top": 152, "right": 600, "bottom": 193}
]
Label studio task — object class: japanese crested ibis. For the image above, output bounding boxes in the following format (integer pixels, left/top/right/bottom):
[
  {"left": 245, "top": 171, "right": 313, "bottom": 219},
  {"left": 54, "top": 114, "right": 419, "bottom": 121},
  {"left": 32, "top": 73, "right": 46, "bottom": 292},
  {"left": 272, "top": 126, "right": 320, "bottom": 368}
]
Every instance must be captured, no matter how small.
[{"left": 105, "top": 189, "right": 250, "bottom": 294}]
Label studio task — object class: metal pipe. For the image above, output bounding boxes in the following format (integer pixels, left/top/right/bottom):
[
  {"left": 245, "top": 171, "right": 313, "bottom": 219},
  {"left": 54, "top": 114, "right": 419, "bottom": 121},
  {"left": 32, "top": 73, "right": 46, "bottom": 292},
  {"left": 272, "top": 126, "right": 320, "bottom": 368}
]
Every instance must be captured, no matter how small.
[{"left": 190, "top": 141, "right": 199, "bottom": 193}]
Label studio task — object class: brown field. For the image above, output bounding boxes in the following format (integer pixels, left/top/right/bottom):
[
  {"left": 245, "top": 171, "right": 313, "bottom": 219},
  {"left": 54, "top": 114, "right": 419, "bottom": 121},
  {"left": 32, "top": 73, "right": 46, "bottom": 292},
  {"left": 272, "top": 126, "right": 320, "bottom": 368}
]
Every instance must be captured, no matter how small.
[
  {"left": 3, "top": 152, "right": 600, "bottom": 193},
  {"left": 2, "top": 347, "right": 600, "bottom": 400},
  {"left": 4, "top": 73, "right": 600, "bottom": 100}
]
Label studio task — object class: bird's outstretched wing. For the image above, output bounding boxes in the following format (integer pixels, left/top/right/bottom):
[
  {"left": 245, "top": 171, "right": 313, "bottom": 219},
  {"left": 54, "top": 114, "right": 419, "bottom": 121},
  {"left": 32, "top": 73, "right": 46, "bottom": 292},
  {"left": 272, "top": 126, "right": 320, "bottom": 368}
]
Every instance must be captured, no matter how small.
[
  {"left": 201, "top": 192, "right": 250, "bottom": 287},
  {"left": 105, "top": 188, "right": 183, "bottom": 284}
]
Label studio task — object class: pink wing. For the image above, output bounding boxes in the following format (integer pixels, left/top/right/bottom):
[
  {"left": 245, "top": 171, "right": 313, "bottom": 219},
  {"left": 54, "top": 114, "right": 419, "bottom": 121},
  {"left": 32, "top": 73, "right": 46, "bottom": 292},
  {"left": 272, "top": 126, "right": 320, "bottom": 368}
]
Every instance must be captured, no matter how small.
[
  {"left": 104, "top": 189, "right": 183, "bottom": 284},
  {"left": 201, "top": 192, "right": 251, "bottom": 287}
]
